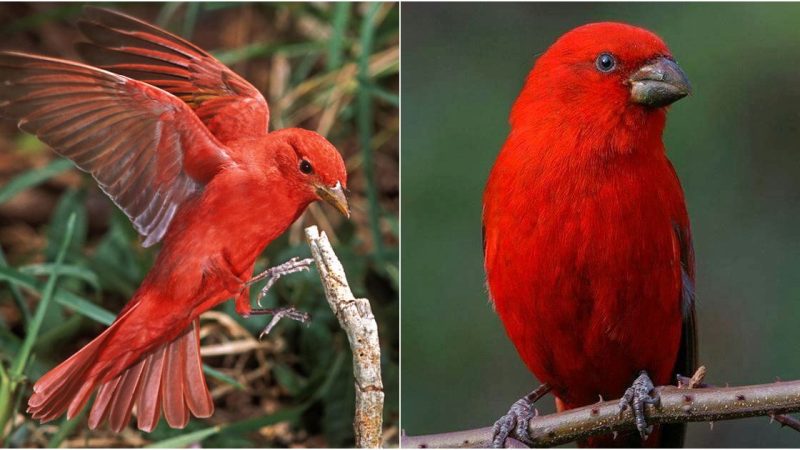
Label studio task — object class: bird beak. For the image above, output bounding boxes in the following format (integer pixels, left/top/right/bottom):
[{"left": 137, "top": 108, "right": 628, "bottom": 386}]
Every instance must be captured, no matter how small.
[
  {"left": 316, "top": 181, "right": 350, "bottom": 218},
  {"left": 629, "top": 57, "right": 691, "bottom": 108}
]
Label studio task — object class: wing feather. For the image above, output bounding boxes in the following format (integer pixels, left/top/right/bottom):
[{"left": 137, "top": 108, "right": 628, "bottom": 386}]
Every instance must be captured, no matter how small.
[
  {"left": 77, "top": 7, "right": 269, "bottom": 143},
  {"left": 661, "top": 220, "right": 697, "bottom": 447},
  {"left": 0, "top": 51, "right": 234, "bottom": 246}
]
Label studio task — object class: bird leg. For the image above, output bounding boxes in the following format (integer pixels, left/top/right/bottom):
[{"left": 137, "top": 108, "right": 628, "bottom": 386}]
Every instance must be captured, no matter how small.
[
  {"left": 618, "top": 370, "right": 660, "bottom": 439},
  {"left": 246, "top": 257, "right": 314, "bottom": 307},
  {"left": 491, "top": 384, "right": 551, "bottom": 448},
  {"left": 240, "top": 257, "right": 314, "bottom": 338},
  {"left": 248, "top": 306, "right": 311, "bottom": 339}
]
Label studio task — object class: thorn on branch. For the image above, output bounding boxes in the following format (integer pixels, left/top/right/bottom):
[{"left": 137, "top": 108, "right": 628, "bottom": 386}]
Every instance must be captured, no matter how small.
[{"left": 773, "top": 414, "right": 800, "bottom": 431}]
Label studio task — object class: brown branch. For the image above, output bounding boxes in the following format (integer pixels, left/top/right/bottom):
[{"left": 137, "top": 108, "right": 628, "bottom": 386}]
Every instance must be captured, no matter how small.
[
  {"left": 401, "top": 377, "right": 800, "bottom": 448},
  {"left": 773, "top": 413, "right": 800, "bottom": 432},
  {"left": 305, "top": 226, "right": 384, "bottom": 448},
  {"left": 675, "top": 369, "right": 800, "bottom": 433}
]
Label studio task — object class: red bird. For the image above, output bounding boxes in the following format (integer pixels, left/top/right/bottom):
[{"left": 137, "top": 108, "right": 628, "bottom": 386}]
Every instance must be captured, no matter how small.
[
  {"left": 0, "top": 8, "right": 349, "bottom": 432},
  {"left": 483, "top": 23, "right": 696, "bottom": 447}
]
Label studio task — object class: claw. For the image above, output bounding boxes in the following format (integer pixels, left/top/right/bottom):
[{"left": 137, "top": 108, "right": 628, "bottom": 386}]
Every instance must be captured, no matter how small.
[
  {"left": 491, "top": 385, "right": 551, "bottom": 448},
  {"left": 491, "top": 397, "right": 536, "bottom": 447},
  {"left": 251, "top": 306, "right": 311, "bottom": 339},
  {"left": 248, "top": 257, "right": 314, "bottom": 307},
  {"left": 618, "top": 371, "right": 660, "bottom": 440}
]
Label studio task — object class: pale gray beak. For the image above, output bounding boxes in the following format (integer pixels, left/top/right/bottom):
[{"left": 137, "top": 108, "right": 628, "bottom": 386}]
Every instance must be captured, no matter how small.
[{"left": 316, "top": 181, "right": 349, "bottom": 218}]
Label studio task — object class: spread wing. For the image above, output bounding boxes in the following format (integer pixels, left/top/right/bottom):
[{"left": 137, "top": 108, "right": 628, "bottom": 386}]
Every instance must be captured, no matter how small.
[
  {"left": 0, "top": 51, "right": 233, "bottom": 247},
  {"left": 76, "top": 7, "right": 269, "bottom": 144}
]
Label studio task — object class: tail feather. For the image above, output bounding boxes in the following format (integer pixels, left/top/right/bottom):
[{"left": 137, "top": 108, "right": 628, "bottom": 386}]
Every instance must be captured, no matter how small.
[
  {"left": 108, "top": 357, "right": 147, "bottom": 432},
  {"left": 66, "top": 378, "right": 97, "bottom": 419},
  {"left": 28, "top": 317, "right": 214, "bottom": 432},
  {"left": 35, "top": 382, "right": 79, "bottom": 423},
  {"left": 28, "top": 330, "right": 110, "bottom": 421},
  {"left": 183, "top": 321, "right": 214, "bottom": 417},
  {"left": 162, "top": 328, "right": 190, "bottom": 428},
  {"left": 136, "top": 346, "right": 166, "bottom": 432},
  {"left": 37, "top": 366, "right": 94, "bottom": 423},
  {"left": 88, "top": 374, "right": 121, "bottom": 428}
]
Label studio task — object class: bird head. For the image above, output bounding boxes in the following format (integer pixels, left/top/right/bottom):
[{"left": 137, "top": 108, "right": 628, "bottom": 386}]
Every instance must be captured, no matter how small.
[
  {"left": 264, "top": 128, "right": 349, "bottom": 217},
  {"left": 512, "top": 22, "right": 691, "bottom": 150}
]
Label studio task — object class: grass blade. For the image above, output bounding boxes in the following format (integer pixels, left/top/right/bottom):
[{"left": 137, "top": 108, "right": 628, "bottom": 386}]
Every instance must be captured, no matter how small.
[
  {"left": 181, "top": 2, "right": 200, "bottom": 40},
  {"left": 0, "top": 159, "right": 73, "bottom": 205},
  {"left": 364, "top": 81, "right": 399, "bottom": 107},
  {"left": 51, "top": 290, "right": 114, "bottom": 325},
  {"left": 202, "top": 364, "right": 244, "bottom": 390},
  {"left": 11, "top": 214, "right": 76, "bottom": 375},
  {"left": 327, "top": 3, "right": 351, "bottom": 71},
  {"left": 156, "top": 2, "right": 182, "bottom": 28},
  {"left": 0, "top": 214, "right": 77, "bottom": 439},
  {"left": 357, "top": 3, "right": 386, "bottom": 261},
  {"left": 19, "top": 264, "right": 100, "bottom": 291},
  {"left": 0, "top": 266, "right": 115, "bottom": 326},
  {"left": 213, "top": 41, "right": 324, "bottom": 65},
  {"left": 0, "top": 246, "right": 29, "bottom": 327},
  {"left": 145, "top": 425, "right": 222, "bottom": 448}
]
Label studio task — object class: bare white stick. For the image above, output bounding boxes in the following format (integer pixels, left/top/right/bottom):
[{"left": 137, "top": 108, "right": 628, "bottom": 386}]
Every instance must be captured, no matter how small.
[{"left": 305, "top": 225, "right": 384, "bottom": 448}]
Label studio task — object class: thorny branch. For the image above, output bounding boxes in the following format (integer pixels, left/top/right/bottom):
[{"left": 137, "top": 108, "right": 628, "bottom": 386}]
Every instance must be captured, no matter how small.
[
  {"left": 305, "top": 226, "right": 384, "bottom": 448},
  {"left": 401, "top": 368, "right": 800, "bottom": 448},
  {"left": 674, "top": 369, "right": 800, "bottom": 433}
]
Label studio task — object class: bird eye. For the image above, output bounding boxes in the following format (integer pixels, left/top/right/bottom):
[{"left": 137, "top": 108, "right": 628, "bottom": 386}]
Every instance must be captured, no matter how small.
[
  {"left": 299, "top": 159, "right": 313, "bottom": 174},
  {"left": 595, "top": 53, "right": 616, "bottom": 72}
]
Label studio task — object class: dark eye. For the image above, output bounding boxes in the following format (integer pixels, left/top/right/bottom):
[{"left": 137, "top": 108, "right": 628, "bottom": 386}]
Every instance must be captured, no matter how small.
[
  {"left": 299, "top": 159, "right": 313, "bottom": 174},
  {"left": 595, "top": 53, "right": 616, "bottom": 72}
]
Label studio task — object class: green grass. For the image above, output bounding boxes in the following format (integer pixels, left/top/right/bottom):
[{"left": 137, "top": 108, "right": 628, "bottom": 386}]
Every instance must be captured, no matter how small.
[{"left": 0, "top": 214, "right": 76, "bottom": 443}]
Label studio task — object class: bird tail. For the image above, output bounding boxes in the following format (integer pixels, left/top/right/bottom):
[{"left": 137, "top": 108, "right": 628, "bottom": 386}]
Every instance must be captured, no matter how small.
[{"left": 28, "top": 318, "right": 213, "bottom": 432}]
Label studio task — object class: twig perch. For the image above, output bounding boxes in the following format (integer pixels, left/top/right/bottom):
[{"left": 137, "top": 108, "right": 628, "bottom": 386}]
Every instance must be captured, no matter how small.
[
  {"left": 401, "top": 377, "right": 800, "bottom": 448},
  {"left": 305, "top": 225, "right": 384, "bottom": 448}
]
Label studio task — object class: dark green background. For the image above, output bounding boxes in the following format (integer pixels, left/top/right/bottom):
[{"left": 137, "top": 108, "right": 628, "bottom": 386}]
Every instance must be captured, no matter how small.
[{"left": 401, "top": 3, "right": 800, "bottom": 447}]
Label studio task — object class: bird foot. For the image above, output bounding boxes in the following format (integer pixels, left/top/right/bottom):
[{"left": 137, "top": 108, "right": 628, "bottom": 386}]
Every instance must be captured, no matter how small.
[
  {"left": 247, "top": 257, "right": 314, "bottom": 307},
  {"left": 249, "top": 306, "right": 311, "bottom": 339},
  {"left": 491, "top": 396, "right": 536, "bottom": 447},
  {"left": 618, "top": 371, "right": 660, "bottom": 439}
]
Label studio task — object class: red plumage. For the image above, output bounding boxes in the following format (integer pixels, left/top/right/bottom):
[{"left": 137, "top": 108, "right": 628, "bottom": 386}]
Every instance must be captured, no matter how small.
[
  {"left": 483, "top": 23, "right": 696, "bottom": 447},
  {"left": 1, "top": 8, "right": 349, "bottom": 432}
]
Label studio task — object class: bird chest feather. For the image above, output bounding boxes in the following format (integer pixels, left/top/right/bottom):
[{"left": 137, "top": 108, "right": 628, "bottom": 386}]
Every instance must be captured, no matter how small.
[{"left": 484, "top": 146, "right": 685, "bottom": 405}]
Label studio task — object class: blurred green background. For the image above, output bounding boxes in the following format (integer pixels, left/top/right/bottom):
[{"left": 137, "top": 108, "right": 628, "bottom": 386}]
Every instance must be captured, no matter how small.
[
  {"left": 0, "top": 2, "right": 397, "bottom": 447},
  {"left": 401, "top": 2, "right": 800, "bottom": 447}
]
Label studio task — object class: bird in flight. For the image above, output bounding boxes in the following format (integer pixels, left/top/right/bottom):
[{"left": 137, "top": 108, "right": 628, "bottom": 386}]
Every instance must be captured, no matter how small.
[{"left": 0, "top": 7, "right": 349, "bottom": 432}]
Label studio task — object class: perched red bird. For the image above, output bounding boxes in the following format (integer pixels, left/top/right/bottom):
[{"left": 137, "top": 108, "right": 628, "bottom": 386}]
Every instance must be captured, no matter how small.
[
  {"left": 0, "top": 8, "right": 348, "bottom": 432},
  {"left": 483, "top": 23, "right": 695, "bottom": 447}
]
